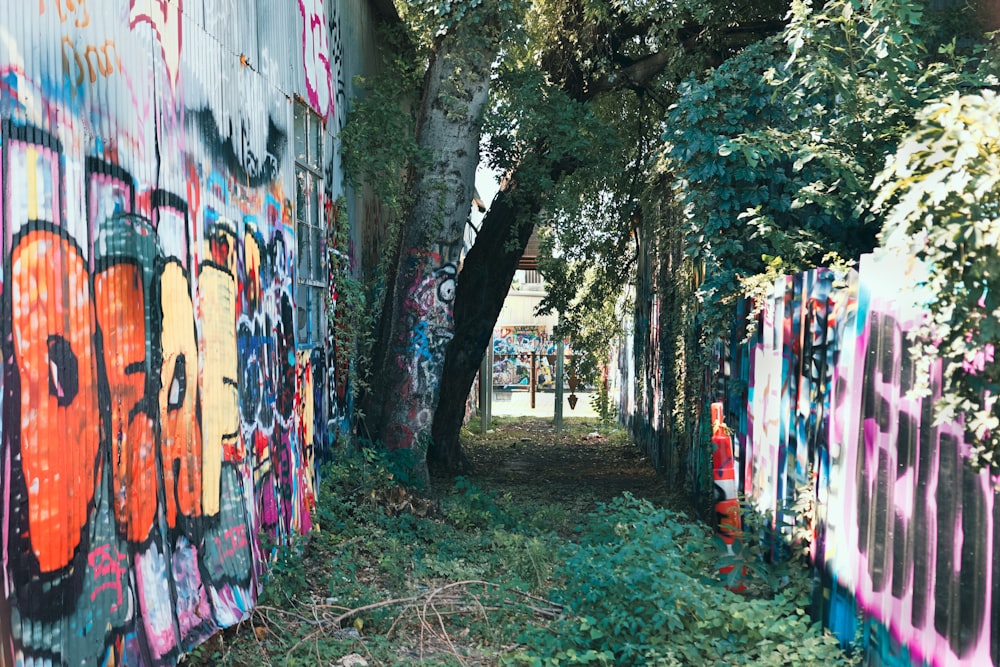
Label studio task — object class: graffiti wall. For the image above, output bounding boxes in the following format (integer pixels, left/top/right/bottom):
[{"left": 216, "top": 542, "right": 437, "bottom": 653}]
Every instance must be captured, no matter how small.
[
  {"left": 491, "top": 326, "right": 574, "bottom": 388},
  {"left": 0, "top": 1, "right": 347, "bottom": 664},
  {"left": 629, "top": 248, "right": 999, "bottom": 665}
]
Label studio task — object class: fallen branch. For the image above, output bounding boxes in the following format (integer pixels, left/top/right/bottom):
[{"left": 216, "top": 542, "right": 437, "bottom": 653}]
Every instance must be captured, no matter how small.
[
  {"left": 421, "top": 591, "right": 465, "bottom": 666},
  {"left": 255, "top": 605, "right": 324, "bottom": 626},
  {"left": 331, "top": 594, "right": 422, "bottom": 628},
  {"left": 265, "top": 578, "right": 563, "bottom": 662}
]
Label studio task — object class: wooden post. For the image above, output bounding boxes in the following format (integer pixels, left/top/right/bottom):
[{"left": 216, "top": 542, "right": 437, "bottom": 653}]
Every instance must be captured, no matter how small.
[{"left": 567, "top": 354, "right": 578, "bottom": 410}]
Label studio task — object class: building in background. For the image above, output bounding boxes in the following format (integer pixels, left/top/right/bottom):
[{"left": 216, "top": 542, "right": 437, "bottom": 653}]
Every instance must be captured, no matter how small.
[{"left": 492, "top": 265, "right": 559, "bottom": 387}]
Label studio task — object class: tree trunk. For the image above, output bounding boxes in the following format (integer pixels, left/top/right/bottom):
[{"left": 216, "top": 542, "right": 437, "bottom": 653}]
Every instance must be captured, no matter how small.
[
  {"left": 428, "top": 181, "right": 539, "bottom": 471},
  {"left": 421, "top": 9, "right": 788, "bottom": 474},
  {"left": 428, "top": 147, "right": 585, "bottom": 471},
  {"left": 367, "top": 18, "right": 499, "bottom": 486}
]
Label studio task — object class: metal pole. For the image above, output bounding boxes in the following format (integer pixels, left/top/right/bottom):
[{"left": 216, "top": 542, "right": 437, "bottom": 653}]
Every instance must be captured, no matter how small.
[
  {"left": 530, "top": 351, "right": 537, "bottom": 409},
  {"left": 480, "top": 335, "right": 493, "bottom": 432},
  {"left": 554, "top": 337, "right": 564, "bottom": 432}
]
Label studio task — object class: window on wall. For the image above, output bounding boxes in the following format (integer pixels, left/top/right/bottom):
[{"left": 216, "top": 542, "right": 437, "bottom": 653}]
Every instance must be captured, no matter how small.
[{"left": 295, "top": 101, "right": 326, "bottom": 347}]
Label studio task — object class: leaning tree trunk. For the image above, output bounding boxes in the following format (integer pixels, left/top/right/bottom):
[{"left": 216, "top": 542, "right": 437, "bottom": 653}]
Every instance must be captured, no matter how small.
[
  {"left": 369, "top": 17, "right": 499, "bottom": 485},
  {"left": 429, "top": 151, "right": 584, "bottom": 471},
  {"left": 428, "top": 181, "right": 539, "bottom": 471},
  {"left": 424, "top": 14, "right": 787, "bottom": 473}
]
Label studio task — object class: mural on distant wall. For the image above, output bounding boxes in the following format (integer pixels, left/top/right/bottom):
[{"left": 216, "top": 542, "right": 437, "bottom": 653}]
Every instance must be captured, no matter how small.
[
  {"left": 491, "top": 326, "right": 564, "bottom": 388},
  {"left": 0, "top": 1, "right": 336, "bottom": 664},
  {"left": 494, "top": 325, "right": 549, "bottom": 356},
  {"left": 628, "top": 249, "right": 999, "bottom": 666}
]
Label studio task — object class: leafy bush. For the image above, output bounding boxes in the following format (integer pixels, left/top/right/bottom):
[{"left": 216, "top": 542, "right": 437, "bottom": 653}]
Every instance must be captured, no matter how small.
[
  {"left": 875, "top": 89, "right": 1000, "bottom": 469},
  {"left": 590, "top": 381, "right": 616, "bottom": 431},
  {"left": 442, "top": 476, "right": 514, "bottom": 529},
  {"left": 507, "top": 495, "right": 853, "bottom": 666},
  {"left": 663, "top": 0, "right": 990, "bottom": 344}
]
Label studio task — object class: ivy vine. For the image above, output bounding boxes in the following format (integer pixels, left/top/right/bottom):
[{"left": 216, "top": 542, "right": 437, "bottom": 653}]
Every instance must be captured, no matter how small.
[{"left": 326, "top": 196, "right": 371, "bottom": 427}]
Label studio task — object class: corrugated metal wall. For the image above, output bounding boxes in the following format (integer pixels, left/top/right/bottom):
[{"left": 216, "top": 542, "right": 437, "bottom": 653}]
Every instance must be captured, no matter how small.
[
  {"left": 0, "top": 1, "right": 369, "bottom": 663},
  {"left": 628, "top": 247, "right": 1000, "bottom": 666}
]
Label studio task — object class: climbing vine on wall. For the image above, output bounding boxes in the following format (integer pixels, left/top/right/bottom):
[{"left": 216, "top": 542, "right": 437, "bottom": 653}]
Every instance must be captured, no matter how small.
[
  {"left": 327, "top": 196, "right": 369, "bottom": 430},
  {"left": 663, "top": 0, "right": 990, "bottom": 348},
  {"left": 339, "top": 22, "right": 425, "bottom": 223}
]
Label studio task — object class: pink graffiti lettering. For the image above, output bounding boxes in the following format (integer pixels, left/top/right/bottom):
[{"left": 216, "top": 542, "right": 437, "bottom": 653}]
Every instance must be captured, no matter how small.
[
  {"left": 298, "top": 0, "right": 332, "bottom": 118},
  {"left": 129, "top": 0, "right": 183, "bottom": 93}
]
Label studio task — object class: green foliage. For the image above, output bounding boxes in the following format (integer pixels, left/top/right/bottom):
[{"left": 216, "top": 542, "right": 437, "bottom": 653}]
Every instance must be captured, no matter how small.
[
  {"left": 482, "top": 39, "right": 636, "bottom": 387},
  {"left": 507, "top": 495, "right": 853, "bottom": 666},
  {"left": 717, "top": 471, "right": 822, "bottom": 595},
  {"left": 185, "top": 426, "right": 855, "bottom": 666},
  {"left": 340, "top": 23, "right": 425, "bottom": 221},
  {"left": 485, "top": 0, "right": 786, "bottom": 389},
  {"left": 590, "top": 380, "right": 615, "bottom": 431},
  {"left": 663, "top": 0, "right": 991, "bottom": 343},
  {"left": 326, "top": 197, "right": 373, "bottom": 417},
  {"left": 874, "top": 88, "right": 1000, "bottom": 469},
  {"left": 442, "top": 476, "right": 514, "bottom": 529},
  {"left": 396, "top": 0, "right": 525, "bottom": 45},
  {"left": 662, "top": 37, "right": 801, "bottom": 341},
  {"left": 338, "top": 22, "right": 424, "bottom": 417}
]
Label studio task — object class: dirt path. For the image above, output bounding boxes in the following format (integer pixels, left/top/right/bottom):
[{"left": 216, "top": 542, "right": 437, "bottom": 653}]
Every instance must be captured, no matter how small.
[{"left": 435, "top": 417, "right": 691, "bottom": 519}]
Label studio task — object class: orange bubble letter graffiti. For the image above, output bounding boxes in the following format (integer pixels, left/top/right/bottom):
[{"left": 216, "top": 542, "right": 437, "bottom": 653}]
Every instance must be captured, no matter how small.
[
  {"left": 10, "top": 226, "right": 101, "bottom": 572},
  {"left": 199, "top": 220, "right": 240, "bottom": 516},
  {"left": 94, "top": 259, "right": 157, "bottom": 542},
  {"left": 159, "top": 258, "right": 203, "bottom": 525}
]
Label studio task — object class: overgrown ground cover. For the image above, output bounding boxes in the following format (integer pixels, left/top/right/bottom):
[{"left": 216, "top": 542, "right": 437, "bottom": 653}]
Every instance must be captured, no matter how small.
[{"left": 182, "top": 418, "right": 854, "bottom": 666}]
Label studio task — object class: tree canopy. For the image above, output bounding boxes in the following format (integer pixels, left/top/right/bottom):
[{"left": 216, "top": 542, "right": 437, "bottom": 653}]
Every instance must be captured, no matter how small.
[
  {"left": 340, "top": 0, "right": 999, "bottom": 474},
  {"left": 661, "top": 0, "right": 991, "bottom": 337}
]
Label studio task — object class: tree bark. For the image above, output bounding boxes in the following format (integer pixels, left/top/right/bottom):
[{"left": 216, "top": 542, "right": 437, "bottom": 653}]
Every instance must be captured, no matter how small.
[
  {"left": 428, "top": 179, "right": 539, "bottom": 471},
  {"left": 365, "top": 17, "right": 499, "bottom": 485}
]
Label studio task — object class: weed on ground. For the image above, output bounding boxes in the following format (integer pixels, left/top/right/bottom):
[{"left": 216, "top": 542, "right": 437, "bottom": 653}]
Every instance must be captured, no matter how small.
[{"left": 180, "top": 418, "right": 854, "bottom": 666}]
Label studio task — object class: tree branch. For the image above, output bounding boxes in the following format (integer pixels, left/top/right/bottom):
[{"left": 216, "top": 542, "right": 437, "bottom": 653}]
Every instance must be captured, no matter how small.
[
  {"left": 586, "top": 19, "right": 788, "bottom": 98},
  {"left": 586, "top": 49, "right": 673, "bottom": 97}
]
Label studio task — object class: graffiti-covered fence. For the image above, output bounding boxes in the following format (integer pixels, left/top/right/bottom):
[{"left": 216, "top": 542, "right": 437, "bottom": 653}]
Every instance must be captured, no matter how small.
[
  {"left": 0, "top": 1, "right": 370, "bottom": 664},
  {"left": 625, "top": 249, "right": 999, "bottom": 666}
]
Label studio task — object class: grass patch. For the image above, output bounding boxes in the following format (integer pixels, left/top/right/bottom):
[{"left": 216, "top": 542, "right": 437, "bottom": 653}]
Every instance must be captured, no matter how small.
[{"left": 180, "top": 421, "right": 855, "bottom": 666}]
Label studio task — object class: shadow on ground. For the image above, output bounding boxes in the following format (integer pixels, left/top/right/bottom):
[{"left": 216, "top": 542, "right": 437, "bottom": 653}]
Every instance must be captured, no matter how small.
[{"left": 434, "top": 417, "right": 694, "bottom": 520}]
